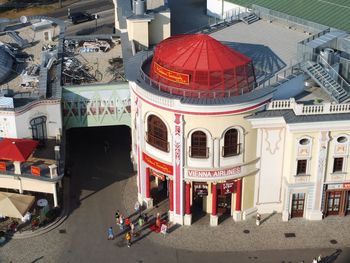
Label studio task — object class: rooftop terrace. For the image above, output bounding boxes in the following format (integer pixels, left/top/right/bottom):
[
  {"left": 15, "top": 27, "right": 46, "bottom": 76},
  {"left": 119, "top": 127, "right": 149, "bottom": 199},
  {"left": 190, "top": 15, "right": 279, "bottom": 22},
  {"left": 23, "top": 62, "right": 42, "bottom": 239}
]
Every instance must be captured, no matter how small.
[
  {"left": 0, "top": 20, "right": 60, "bottom": 107},
  {"left": 62, "top": 36, "right": 123, "bottom": 86},
  {"left": 227, "top": 0, "right": 350, "bottom": 32}
]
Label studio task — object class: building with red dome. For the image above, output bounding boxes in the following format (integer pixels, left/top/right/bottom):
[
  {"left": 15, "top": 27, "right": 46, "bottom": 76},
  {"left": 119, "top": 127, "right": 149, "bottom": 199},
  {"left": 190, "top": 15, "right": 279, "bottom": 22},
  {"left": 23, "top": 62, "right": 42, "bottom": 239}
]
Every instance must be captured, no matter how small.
[
  {"left": 128, "top": 33, "right": 276, "bottom": 226},
  {"left": 149, "top": 34, "right": 256, "bottom": 98}
]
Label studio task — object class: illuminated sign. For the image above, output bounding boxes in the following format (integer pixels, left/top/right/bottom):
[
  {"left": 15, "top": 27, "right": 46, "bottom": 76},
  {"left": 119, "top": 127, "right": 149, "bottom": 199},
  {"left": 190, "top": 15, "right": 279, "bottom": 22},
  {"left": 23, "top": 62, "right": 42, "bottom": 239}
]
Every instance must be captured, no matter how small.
[
  {"left": 143, "top": 152, "right": 173, "bottom": 175},
  {"left": 153, "top": 62, "right": 190, "bottom": 85}
]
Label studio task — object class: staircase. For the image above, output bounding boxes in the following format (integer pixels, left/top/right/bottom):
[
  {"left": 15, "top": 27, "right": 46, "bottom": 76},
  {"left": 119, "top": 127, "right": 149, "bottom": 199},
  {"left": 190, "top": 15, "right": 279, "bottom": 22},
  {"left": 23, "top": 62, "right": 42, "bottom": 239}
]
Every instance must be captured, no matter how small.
[
  {"left": 240, "top": 13, "right": 259, "bottom": 25},
  {"left": 303, "top": 62, "right": 350, "bottom": 103},
  {"left": 6, "top": 31, "right": 29, "bottom": 48}
]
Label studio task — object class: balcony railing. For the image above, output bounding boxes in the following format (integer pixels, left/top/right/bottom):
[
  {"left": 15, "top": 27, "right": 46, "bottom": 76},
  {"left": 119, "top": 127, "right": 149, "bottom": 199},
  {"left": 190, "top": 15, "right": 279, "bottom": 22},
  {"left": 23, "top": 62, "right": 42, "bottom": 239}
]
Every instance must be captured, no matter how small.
[
  {"left": 189, "top": 146, "right": 209, "bottom": 159},
  {"left": 146, "top": 132, "right": 169, "bottom": 152},
  {"left": 222, "top": 143, "right": 241, "bottom": 157},
  {"left": 267, "top": 98, "right": 350, "bottom": 115}
]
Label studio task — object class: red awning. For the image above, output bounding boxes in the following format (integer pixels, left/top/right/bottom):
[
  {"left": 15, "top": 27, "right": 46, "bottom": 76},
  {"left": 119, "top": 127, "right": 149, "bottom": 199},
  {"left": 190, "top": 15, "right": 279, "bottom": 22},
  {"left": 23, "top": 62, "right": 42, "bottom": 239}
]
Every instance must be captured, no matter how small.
[{"left": 0, "top": 138, "right": 39, "bottom": 162}]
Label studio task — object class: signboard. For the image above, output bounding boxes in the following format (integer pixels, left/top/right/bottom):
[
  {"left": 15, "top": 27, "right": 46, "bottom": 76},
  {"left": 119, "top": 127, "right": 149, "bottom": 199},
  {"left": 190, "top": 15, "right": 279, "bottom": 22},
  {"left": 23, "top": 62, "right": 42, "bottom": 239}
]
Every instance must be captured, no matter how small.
[
  {"left": 187, "top": 166, "right": 241, "bottom": 179},
  {"left": 160, "top": 223, "right": 168, "bottom": 235},
  {"left": 150, "top": 169, "right": 165, "bottom": 181},
  {"left": 219, "top": 180, "right": 235, "bottom": 195},
  {"left": 343, "top": 183, "right": 350, "bottom": 189},
  {"left": 193, "top": 182, "right": 208, "bottom": 196},
  {"left": 0, "top": 162, "right": 6, "bottom": 171},
  {"left": 143, "top": 152, "right": 173, "bottom": 175},
  {"left": 327, "top": 184, "right": 343, "bottom": 190},
  {"left": 153, "top": 62, "right": 190, "bottom": 85},
  {"left": 31, "top": 166, "right": 41, "bottom": 176}
]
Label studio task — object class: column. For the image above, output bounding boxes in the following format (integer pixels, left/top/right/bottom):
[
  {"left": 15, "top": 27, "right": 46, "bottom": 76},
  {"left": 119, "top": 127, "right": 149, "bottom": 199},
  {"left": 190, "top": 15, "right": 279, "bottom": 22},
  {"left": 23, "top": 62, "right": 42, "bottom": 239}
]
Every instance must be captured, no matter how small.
[
  {"left": 52, "top": 183, "right": 58, "bottom": 207},
  {"left": 145, "top": 167, "right": 153, "bottom": 208},
  {"left": 213, "top": 138, "right": 220, "bottom": 168},
  {"left": 308, "top": 131, "right": 330, "bottom": 220},
  {"left": 173, "top": 113, "right": 184, "bottom": 225},
  {"left": 210, "top": 182, "right": 218, "bottom": 226},
  {"left": 233, "top": 178, "right": 242, "bottom": 221},
  {"left": 168, "top": 179, "right": 174, "bottom": 222},
  {"left": 235, "top": 179, "right": 242, "bottom": 211},
  {"left": 184, "top": 182, "right": 192, "bottom": 225}
]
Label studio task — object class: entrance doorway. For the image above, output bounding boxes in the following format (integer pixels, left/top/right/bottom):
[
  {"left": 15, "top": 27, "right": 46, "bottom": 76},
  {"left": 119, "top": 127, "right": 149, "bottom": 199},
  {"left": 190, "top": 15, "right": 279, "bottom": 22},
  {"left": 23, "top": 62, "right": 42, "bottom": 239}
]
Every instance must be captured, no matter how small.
[
  {"left": 291, "top": 193, "right": 305, "bottom": 218},
  {"left": 346, "top": 191, "right": 350, "bottom": 215},
  {"left": 217, "top": 194, "right": 232, "bottom": 215},
  {"left": 149, "top": 169, "right": 168, "bottom": 206},
  {"left": 326, "top": 191, "right": 342, "bottom": 215},
  {"left": 192, "top": 182, "right": 208, "bottom": 223}
]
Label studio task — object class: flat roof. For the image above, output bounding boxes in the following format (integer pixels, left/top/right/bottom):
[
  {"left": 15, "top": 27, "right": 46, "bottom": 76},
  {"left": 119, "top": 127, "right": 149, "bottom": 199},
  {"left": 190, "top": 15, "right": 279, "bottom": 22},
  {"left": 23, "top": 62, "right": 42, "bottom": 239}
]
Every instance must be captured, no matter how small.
[
  {"left": 227, "top": 0, "right": 350, "bottom": 32},
  {"left": 210, "top": 20, "right": 306, "bottom": 83},
  {"left": 62, "top": 36, "right": 123, "bottom": 86},
  {"left": 0, "top": 22, "right": 60, "bottom": 104}
]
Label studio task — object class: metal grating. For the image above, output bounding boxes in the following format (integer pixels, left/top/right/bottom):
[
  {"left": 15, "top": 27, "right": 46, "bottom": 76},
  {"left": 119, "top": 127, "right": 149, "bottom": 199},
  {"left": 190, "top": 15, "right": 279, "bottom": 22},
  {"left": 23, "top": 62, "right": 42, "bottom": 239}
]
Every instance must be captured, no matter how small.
[{"left": 284, "top": 232, "right": 296, "bottom": 238}]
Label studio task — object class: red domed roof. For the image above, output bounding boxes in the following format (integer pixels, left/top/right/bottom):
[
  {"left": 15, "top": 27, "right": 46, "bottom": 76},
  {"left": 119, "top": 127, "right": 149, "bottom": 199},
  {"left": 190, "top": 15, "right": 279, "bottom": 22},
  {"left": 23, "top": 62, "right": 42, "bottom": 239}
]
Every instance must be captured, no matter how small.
[{"left": 149, "top": 34, "right": 256, "bottom": 98}]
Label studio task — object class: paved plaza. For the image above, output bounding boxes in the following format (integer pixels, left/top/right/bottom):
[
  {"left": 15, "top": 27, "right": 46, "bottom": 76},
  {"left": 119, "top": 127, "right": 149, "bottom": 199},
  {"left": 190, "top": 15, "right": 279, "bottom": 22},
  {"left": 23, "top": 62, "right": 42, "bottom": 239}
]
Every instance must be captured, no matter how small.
[{"left": 1, "top": 126, "right": 350, "bottom": 263}]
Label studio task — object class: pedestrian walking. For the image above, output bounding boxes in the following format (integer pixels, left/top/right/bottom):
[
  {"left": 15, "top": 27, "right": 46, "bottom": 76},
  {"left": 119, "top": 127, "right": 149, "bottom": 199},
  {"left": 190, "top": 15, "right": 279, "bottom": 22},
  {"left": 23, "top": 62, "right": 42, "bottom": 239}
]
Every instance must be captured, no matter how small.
[
  {"left": 256, "top": 213, "right": 261, "bottom": 226},
  {"left": 130, "top": 223, "right": 135, "bottom": 236},
  {"left": 115, "top": 210, "right": 120, "bottom": 225},
  {"left": 119, "top": 214, "right": 124, "bottom": 230},
  {"left": 125, "top": 217, "right": 130, "bottom": 229},
  {"left": 134, "top": 201, "right": 141, "bottom": 216},
  {"left": 107, "top": 227, "right": 114, "bottom": 240},
  {"left": 317, "top": 255, "right": 322, "bottom": 262},
  {"left": 312, "top": 258, "right": 317, "bottom": 263},
  {"left": 138, "top": 215, "right": 144, "bottom": 228},
  {"left": 125, "top": 231, "right": 131, "bottom": 247}
]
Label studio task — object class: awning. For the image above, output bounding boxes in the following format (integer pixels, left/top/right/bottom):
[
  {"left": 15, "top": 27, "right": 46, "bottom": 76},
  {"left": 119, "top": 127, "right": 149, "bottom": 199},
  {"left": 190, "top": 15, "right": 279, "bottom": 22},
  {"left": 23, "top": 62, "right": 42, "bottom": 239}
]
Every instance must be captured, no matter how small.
[
  {"left": 0, "top": 138, "right": 38, "bottom": 162},
  {"left": 0, "top": 192, "right": 35, "bottom": 218}
]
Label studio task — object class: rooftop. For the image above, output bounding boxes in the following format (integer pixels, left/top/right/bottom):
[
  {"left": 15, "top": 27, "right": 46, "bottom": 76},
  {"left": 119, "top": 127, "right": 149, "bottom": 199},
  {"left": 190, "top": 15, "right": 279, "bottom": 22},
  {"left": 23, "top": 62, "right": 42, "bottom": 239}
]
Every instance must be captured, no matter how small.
[
  {"left": 0, "top": 20, "right": 61, "bottom": 107},
  {"left": 62, "top": 35, "right": 123, "bottom": 86},
  {"left": 227, "top": 0, "right": 350, "bottom": 32}
]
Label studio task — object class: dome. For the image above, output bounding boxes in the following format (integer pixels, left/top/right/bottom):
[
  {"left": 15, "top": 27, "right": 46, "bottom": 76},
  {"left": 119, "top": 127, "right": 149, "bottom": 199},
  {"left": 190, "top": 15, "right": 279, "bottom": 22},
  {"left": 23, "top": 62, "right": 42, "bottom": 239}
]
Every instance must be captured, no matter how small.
[
  {"left": 0, "top": 46, "right": 14, "bottom": 83},
  {"left": 149, "top": 34, "right": 256, "bottom": 98}
]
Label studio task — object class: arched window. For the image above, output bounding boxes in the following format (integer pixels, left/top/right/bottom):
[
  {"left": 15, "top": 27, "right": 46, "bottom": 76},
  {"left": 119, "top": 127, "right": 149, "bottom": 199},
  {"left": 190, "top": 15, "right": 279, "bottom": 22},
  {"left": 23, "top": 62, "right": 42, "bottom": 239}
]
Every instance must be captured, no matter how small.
[
  {"left": 223, "top": 129, "right": 239, "bottom": 157},
  {"left": 30, "top": 116, "right": 47, "bottom": 141},
  {"left": 147, "top": 115, "right": 168, "bottom": 152},
  {"left": 190, "top": 131, "right": 208, "bottom": 158}
]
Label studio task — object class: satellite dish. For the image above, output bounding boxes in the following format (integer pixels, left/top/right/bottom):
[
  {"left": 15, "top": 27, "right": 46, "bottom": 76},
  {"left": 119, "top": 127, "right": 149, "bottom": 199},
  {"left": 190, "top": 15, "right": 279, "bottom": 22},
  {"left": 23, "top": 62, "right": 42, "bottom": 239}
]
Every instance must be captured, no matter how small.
[{"left": 20, "top": 16, "right": 28, "bottom": 24}]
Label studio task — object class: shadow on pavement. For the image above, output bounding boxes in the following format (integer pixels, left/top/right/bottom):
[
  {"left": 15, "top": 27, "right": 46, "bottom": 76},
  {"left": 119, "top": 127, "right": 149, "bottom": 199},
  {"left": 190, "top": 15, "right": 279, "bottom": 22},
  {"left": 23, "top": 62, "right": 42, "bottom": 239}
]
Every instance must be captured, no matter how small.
[
  {"left": 66, "top": 125, "right": 133, "bottom": 216},
  {"left": 322, "top": 249, "right": 342, "bottom": 263}
]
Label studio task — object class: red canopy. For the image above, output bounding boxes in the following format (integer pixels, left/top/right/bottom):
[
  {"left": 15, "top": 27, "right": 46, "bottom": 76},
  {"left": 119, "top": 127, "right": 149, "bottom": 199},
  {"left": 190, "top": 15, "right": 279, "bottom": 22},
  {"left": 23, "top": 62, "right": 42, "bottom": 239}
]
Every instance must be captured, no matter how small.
[{"left": 0, "top": 138, "right": 39, "bottom": 162}]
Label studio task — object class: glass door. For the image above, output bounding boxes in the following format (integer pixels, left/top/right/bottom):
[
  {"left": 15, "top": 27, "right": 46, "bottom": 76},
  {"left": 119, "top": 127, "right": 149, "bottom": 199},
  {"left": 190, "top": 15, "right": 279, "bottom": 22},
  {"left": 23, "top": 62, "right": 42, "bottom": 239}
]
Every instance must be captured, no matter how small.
[
  {"left": 327, "top": 191, "right": 341, "bottom": 215},
  {"left": 291, "top": 193, "right": 305, "bottom": 218}
]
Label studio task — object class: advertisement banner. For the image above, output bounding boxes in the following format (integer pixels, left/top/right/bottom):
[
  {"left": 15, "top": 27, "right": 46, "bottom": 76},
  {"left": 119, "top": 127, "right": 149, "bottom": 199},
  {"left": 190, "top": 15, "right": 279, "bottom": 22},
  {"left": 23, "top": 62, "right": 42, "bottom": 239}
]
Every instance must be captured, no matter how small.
[
  {"left": 193, "top": 182, "right": 208, "bottom": 196},
  {"left": 143, "top": 152, "right": 173, "bottom": 175},
  {"left": 219, "top": 180, "right": 235, "bottom": 195},
  {"left": 0, "top": 162, "right": 6, "bottom": 171},
  {"left": 153, "top": 62, "right": 190, "bottom": 85},
  {"left": 31, "top": 166, "right": 41, "bottom": 176}
]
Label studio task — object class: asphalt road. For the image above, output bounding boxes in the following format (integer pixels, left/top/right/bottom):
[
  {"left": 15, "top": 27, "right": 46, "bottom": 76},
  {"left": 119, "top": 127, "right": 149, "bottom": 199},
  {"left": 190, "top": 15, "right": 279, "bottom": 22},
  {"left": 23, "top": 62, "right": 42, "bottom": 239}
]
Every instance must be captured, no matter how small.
[{"left": 2, "top": 126, "right": 350, "bottom": 263}]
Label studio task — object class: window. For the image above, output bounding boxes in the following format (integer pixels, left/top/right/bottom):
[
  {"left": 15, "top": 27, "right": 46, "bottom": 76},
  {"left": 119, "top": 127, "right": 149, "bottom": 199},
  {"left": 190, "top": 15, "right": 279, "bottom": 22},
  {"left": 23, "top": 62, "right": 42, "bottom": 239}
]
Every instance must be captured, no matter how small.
[
  {"left": 299, "top": 138, "right": 310, "bottom": 145},
  {"left": 337, "top": 136, "right": 348, "bottom": 143},
  {"left": 223, "top": 129, "right": 239, "bottom": 157},
  {"left": 333, "top": 158, "right": 344, "bottom": 173},
  {"left": 190, "top": 131, "right": 208, "bottom": 158},
  {"left": 147, "top": 115, "right": 168, "bottom": 152},
  {"left": 296, "top": 160, "right": 307, "bottom": 175},
  {"left": 30, "top": 116, "right": 47, "bottom": 141}
]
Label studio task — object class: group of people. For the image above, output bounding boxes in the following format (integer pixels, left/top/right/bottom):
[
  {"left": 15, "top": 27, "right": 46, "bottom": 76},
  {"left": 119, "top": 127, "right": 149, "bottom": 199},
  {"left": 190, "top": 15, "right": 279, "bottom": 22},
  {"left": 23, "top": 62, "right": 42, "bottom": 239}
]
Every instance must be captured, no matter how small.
[
  {"left": 107, "top": 208, "right": 149, "bottom": 248},
  {"left": 300, "top": 255, "right": 323, "bottom": 263}
]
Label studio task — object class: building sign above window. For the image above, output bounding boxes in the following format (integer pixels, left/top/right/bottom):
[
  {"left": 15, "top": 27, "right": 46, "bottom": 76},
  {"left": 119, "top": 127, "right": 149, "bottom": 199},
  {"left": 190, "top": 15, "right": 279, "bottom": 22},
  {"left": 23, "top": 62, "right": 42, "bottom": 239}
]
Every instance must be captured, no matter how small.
[
  {"left": 153, "top": 62, "right": 190, "bottom": 85},
  {"left": 143, "top": 152, "right": 173, "bottom": 175},
  {"left": 193, "top": 182, "right": 208, "bottom": 196},
  {"left": 186, "top": 166, "right": 241, "bottom": 180},
  {"left": 150, "top": 169, "right": 165, "bottom": 181}
]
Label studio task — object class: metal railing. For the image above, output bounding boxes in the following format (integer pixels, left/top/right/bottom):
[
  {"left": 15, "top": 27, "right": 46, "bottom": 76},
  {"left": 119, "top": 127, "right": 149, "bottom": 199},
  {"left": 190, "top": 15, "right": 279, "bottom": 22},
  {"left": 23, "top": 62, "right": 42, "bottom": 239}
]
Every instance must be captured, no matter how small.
[
  {"left": 222, "top": 143, "right": 241, "bottom": 157},
  {"left": 189, "top": 146, "right": 209, "bottom": 159},
  {"left": 140, "top": 58, "right": 255, "bottom": 99},
  {"left": 145, "top": 132, "right": 169, "bottom": 152}
]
